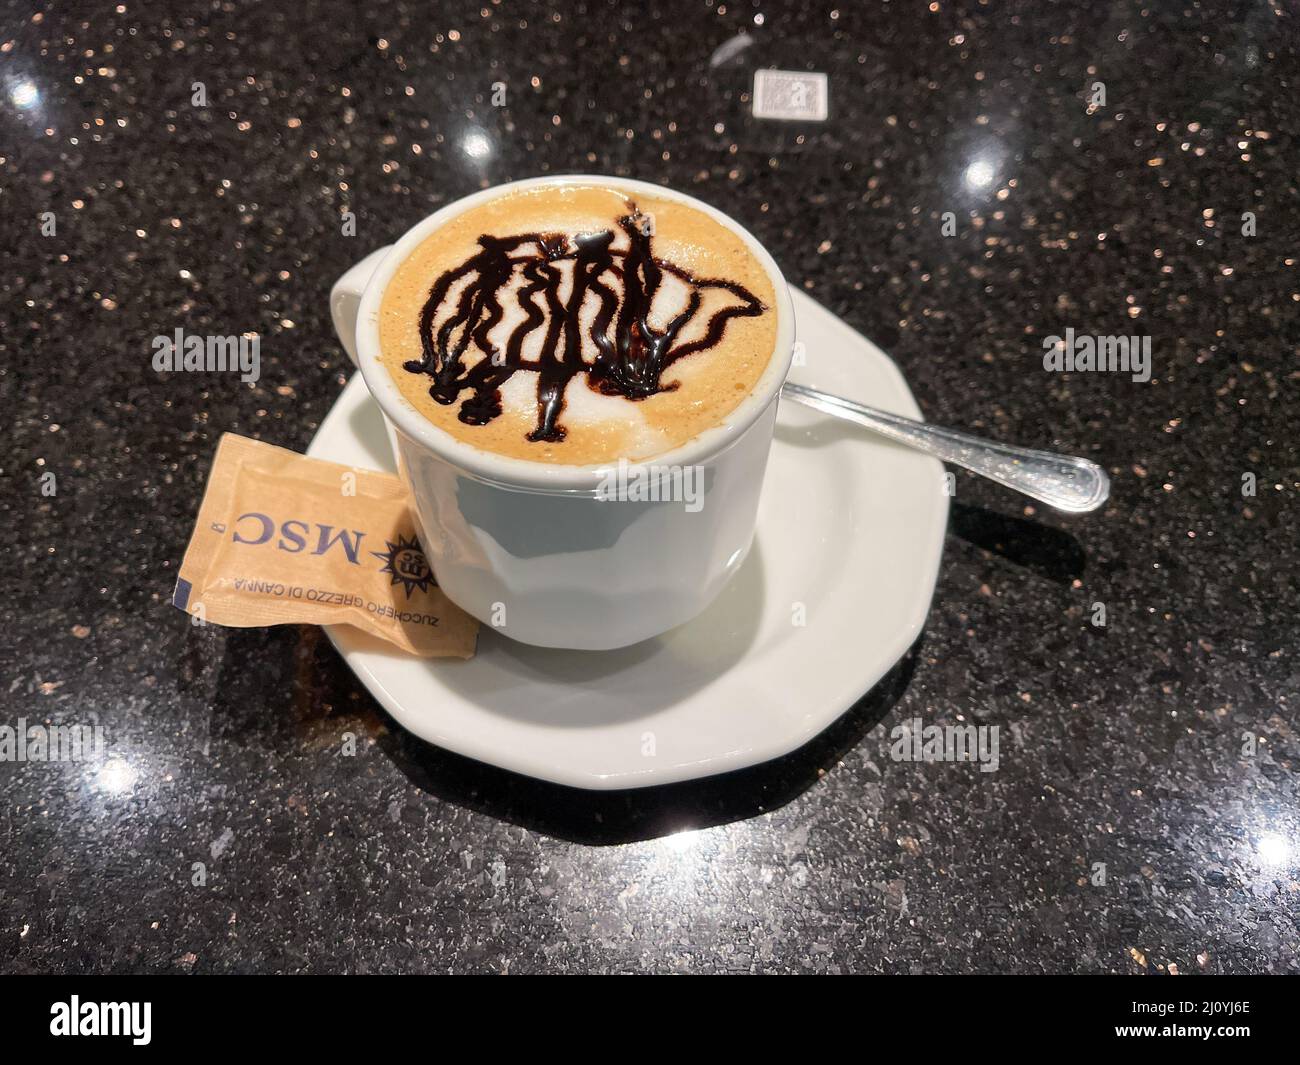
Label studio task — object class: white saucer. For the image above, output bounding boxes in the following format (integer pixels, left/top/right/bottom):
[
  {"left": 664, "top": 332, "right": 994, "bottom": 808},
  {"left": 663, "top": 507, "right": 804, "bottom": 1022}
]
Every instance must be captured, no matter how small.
[{"left": 308, "top": 290, "right": 948, "bottom": 789}]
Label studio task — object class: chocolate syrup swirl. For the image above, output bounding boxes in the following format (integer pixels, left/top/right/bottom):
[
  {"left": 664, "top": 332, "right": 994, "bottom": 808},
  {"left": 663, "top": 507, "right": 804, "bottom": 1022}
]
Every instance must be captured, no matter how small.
[{"left": 401, "top": 207, "right": 766, "bottom": 444}]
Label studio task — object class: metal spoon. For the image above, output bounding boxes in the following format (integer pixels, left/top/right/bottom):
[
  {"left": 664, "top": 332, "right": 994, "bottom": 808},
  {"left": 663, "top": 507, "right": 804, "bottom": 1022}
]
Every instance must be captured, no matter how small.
[{"left": 781, "top": 383, "right": 1110, "bottom": 514}]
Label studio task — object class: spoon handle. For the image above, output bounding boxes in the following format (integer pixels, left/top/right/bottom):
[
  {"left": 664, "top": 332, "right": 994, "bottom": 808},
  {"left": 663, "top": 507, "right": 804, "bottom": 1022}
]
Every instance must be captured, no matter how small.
[{"left": 781, "top": 383, "right": 1110, "bottom": 514}]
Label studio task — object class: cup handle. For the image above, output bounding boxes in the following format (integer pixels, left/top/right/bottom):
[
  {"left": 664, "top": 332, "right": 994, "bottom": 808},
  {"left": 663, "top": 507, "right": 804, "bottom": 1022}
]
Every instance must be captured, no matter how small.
[{"left": 329, "top": 246, "right": 392, "bottom": 366}]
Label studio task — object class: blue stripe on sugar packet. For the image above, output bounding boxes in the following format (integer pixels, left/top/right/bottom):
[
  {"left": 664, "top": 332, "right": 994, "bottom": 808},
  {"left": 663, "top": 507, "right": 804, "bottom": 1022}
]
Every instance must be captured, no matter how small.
[{"left": 172, "top": 578, "right": 193, "bottom": 611}]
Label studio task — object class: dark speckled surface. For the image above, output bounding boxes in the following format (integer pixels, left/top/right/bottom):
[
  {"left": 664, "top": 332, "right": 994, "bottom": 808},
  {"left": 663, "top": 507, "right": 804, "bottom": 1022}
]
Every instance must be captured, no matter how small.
[{"left": 2, "top": 1, "right": 1297, "bottom": 974}]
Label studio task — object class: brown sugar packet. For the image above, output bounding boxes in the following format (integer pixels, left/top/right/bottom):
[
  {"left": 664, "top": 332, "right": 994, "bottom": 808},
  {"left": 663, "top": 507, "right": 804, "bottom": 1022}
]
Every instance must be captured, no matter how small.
[{"left": 173, "top": 433, "right": 477, "bottom": 658}]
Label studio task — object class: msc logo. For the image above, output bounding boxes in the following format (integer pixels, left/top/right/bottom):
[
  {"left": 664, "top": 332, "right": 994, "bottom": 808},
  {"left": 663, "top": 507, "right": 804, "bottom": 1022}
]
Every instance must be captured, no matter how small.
[
  {"left": 371, "top": 534, "right": 433, "bottom": 598},
  {"left": 231, "top": 513, "right": 367, "bottom": 562},
  {"left": 230, "top": 514, "right": 434, "bottom": 599}
]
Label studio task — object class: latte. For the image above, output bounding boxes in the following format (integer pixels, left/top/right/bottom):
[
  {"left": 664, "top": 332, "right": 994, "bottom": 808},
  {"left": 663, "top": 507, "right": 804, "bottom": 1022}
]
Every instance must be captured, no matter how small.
[{"left": 377, "top": 184, "right": 778, "bottom": 465}]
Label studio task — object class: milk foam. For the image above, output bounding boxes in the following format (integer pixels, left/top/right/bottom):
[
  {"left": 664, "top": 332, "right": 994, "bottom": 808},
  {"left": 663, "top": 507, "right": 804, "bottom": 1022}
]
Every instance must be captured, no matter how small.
[
  {"left": 434, "top": 241, "right": 727, "bottom": 439},
  {"left": 378, "top": 184, "right": 779, "bottom": 466}
]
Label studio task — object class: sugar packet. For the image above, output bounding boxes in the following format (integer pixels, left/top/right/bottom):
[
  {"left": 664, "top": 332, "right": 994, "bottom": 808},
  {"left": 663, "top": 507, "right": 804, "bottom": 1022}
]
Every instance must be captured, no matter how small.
[{"left": 173, "top": 433, "right": 477, "bottom": 658}]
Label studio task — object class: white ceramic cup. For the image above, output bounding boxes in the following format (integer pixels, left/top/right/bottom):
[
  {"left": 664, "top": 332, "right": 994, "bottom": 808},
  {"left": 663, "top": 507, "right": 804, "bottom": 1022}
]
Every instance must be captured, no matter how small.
[{"left": 330, "top": 175, "right": 795, "bottom": 650}]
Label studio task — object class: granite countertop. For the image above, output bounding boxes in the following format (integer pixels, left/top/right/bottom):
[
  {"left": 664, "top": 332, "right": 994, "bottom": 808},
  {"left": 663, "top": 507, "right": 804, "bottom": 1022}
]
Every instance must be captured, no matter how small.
[{"left": 2, "top": 1, "right": 1296, "bottom": 974}]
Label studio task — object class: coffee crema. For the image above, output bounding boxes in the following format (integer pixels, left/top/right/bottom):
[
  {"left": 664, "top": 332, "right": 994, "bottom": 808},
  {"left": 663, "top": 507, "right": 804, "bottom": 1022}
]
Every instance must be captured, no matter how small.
[{"left": 378, "top": 184, "right": 778, "bottom": 465}]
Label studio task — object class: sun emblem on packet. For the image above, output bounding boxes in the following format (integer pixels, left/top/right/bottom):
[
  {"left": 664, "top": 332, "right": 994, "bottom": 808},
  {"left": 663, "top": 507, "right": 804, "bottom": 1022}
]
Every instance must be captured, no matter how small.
[{"left": 371, "top": 534, "right": 434, "bottom": 599}]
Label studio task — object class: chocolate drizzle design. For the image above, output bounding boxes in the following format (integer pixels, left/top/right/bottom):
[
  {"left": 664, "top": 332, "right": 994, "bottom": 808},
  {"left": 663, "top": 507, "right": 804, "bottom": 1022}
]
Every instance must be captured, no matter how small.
[{"left": 401, "top": 206, "right": 766, "bottom": 444}]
